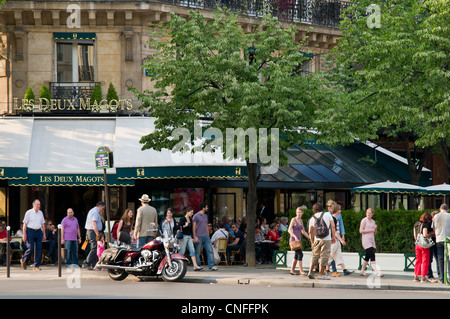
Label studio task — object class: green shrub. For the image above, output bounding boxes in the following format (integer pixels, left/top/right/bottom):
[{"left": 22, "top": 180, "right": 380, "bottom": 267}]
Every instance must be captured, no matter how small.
[
  {"left": 24, "top": 86, "right": 35, "bottom": 100},
  {"left": 106, "top": 82, "right": 119, "bottom": 103},
  {"left": 39, "top": 85, "right": 51, "bottom": 107},
  {"left": 90, "top": 83, "right": 102, "bottom": 105}
]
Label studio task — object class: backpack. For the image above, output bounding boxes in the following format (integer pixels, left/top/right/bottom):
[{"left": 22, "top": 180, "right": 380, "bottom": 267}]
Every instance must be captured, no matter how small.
[{"left": 313, "top": 212, "right": 329, "bottom": 238}]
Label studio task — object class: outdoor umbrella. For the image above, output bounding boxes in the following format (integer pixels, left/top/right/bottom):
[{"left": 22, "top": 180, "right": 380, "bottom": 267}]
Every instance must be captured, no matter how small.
[
  {"left": 351, "top": 180, "right": 426, "bottom": 195},
  {"left": 424, "top": 183, "right": 450, "bottom": 196},
  {"left": 351, "top": 181, "right": 427, "bottom": 210}
]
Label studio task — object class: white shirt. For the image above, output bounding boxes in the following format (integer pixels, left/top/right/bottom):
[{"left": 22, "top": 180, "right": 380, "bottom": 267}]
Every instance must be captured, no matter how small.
[
  {"left": 23, "top": 208, "right": 45, "bottom": 230},
  {"left": 308, "top": 212, "right": 333, "bottom": 241},
  {"left": 211, "top": 229, "right": 229, "bottom": 249}
]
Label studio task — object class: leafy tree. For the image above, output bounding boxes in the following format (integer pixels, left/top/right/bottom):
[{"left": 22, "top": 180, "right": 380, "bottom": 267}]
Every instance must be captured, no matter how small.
[
  {"left": 132, "top": 9, "right": 331, "bottom": 266},
  {"left": 314, "top": 0, "right": 450, "bottom": 184}
]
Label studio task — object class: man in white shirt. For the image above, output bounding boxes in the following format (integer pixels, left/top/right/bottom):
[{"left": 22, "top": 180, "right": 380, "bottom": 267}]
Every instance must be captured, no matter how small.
[
  {"left": 83, "top": 201, "right": 105, "bottom": 269},
  {"left": 307, "top": 203, "right": 335, "bottom": 280},
  {"left": 21, "top": 199, "right": 46, "bottom": 270},
  {"left": 432, "top": 204, "right": 449, "bottom": 283}
]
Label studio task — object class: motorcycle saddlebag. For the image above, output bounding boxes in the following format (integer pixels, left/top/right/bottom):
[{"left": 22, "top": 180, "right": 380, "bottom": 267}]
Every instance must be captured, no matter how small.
[{"left": 100, "top": 248, "right": 121, "bottom": 264}]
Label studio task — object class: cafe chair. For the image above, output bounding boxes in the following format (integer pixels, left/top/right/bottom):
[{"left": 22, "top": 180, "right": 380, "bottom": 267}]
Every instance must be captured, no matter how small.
[{"left": 214, "top": 237, "right": 228, "bottom": 265}]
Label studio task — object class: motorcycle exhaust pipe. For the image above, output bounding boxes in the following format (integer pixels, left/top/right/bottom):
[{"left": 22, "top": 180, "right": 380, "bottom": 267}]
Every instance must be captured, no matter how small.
[{"left": 97, "top": 264, "right": 143, "bottom": 272}]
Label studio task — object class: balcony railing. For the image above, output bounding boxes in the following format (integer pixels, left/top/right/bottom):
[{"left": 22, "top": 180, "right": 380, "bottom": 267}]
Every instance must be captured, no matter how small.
[
  {"left": 170, "top": 0, "right": 352, "bottom": 28},
  {"left": 28, "top": 0, "right": 351, "bottom": 29},
  {"left": 49, "top": 82, "right": 99, "bottom": 113},
  {"left": 50, "top": 82, "right": 98, "bottom": 101}
]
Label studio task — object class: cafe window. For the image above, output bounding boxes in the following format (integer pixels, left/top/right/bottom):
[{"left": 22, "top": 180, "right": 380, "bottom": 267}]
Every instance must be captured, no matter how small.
[
  {"left": 54, "top": 33, "right": 96, "bottom": 83},
  {"left": 56, "top": 43, "right": 95, "bottom": 82}
]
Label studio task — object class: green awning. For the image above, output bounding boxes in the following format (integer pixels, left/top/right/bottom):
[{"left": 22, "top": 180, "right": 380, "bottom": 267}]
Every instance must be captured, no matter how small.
[
  {"left": 0, "top": 167, "right": 28, "bottom": 180},
  {"left": 8, "top": 174, "right": 134, "bottom": 187},
  {"left": 54, "top": 32, "right": 96, "bottom": 41},
  {"left": 116, "top": 166, "right": 247, "bottom": 180}
]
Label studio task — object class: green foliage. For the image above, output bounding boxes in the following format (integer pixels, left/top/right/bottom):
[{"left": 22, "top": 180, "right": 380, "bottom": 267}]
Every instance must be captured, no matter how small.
[
  {"left": 90, "top": 83, "right": 102, "bottom": 104},
  {"left": 24, "top": 86, "right": 35, "bottom": 100},
  {"left": 313, "top": 0, "right": 450, "bottom": 179},
  {"left": 279, "top": 208, "right": 430, "bottom": 254},
  {"left": 39, "top": 86, "right": 51, "bottom": 105},
  {"left": 131, "top": 8, "right": 329, "bottom": 159},
  {"left": 106, "top": 82, "right": 119, "bottom": 103}
]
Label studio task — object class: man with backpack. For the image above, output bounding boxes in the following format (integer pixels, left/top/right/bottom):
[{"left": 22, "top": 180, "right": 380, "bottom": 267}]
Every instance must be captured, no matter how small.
[{"left": 307, "top": 203, "right": 336, "bottom": 280}]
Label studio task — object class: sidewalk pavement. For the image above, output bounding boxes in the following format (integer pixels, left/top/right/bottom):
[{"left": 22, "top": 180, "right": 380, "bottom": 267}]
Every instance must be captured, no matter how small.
[{"left": 1, "top": 264, "right": 450, "bottom": 292}]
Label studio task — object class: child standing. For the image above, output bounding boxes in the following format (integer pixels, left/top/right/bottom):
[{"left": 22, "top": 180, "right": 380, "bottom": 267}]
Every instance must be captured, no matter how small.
[{"left": 94, "top": 232, "right": 105, "bottom": 270}]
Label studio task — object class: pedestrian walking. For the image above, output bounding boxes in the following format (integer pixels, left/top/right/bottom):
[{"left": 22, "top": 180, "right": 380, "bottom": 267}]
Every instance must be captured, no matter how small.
[
  {"left": 179, "top": 206, "right": 203, "bottom": 271},
  {"left": 61, "top": 208, "right": 81, "bottom": 267},
  {"left": 328, "top": 202, "right": 353, "bottom": 276},
  {"left": 427, "top": 211, "right": 439, "bottom": 283},
  {"left": 193, "top": 202, "right": 217, "bottom": 271},
  {"left": 413, "top": 212, "right": 433, "bottom": 282},
  {"left": 288, "top": 207, "right": 310, "bottom": 276},
  {"left": 116, "top": 208, "right": 134, "bottom": 245},
  {"left": 160, "top": 207, "right": 179, "bottom": 238},
  {"left": 359, "top": 208, "right": 383, "bottom": 277},
  {"left": 83, "top": 201, "right": 105, "bottom": 270},
  {"left": 134, "top": 194, "right": 158, "bottom": 248},
  {"left": 431, "top": 204, "right": 450, "bottom": 283},
  {"left": 21, "top": 199, "right": 46, "bottom": 271},
  {"left": 307, "top": 203, "right": 335, "bottom": 280}
]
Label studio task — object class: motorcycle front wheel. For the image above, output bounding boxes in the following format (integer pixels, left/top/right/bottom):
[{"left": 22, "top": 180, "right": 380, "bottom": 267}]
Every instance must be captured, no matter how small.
[
  {"left": 161, "top": 259, "right": 187, "bottom": 282},
  {"left": 108, "top": 268, "right": 129, "bottom": 281}
]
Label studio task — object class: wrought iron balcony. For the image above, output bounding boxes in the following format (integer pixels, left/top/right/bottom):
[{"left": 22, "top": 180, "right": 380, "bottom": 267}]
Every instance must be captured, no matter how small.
[
  {"left": 170, "top": 0, "right": 352, "bottom": 28},
  {"left": 48, "top": 82, "right": 100, "bottom": 114},
  {"left": 26, "top": 0, "right": 351, "bottom": 29},
  {"left": 50, "top": 82, "right": 99, "bottom": 102}
]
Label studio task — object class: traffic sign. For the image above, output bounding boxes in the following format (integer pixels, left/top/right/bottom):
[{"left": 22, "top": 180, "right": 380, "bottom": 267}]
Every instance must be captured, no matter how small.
[{"left": 95, "top": 146, "right": 113, "bottom": 169}]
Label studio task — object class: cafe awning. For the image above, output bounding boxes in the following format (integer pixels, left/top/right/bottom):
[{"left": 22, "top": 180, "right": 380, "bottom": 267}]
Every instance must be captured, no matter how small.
[
  {"left": 2, "top": 117, "right": 131, "bottom": 186},
  {"left": 0, "top": 118, "right": 32, "bottom": 180},
  {"left": 114, "top": 117, "right": 247, "bottom": 180},
  {"left": 1, "top": 117, "right": 246, "bottom": 186},
  {"left": 8, "top": 173, "right": 134, "bottom": 187}
]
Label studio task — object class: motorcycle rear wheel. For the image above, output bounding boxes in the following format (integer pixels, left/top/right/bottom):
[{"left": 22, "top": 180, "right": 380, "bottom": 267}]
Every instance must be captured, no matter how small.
[
  {"left": 161, "top": 259, "right": 187, "bottom": 282},
  {"left": 108, "top": 268, "right": 129, "bottom": 281}
]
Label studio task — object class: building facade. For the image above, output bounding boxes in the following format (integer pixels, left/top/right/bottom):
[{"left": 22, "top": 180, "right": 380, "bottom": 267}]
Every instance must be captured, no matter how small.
[{"left": 1, "top": 0, "right": 432, "bottom": 233}]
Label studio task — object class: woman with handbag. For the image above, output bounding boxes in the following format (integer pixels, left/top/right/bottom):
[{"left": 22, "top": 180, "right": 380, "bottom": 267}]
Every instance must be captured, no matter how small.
[
  {"left": 288, "top": 207, "right": 310, "bottom": 276},
  {"left": 413, "top": 212, "right": 434, "bottom": 282}
]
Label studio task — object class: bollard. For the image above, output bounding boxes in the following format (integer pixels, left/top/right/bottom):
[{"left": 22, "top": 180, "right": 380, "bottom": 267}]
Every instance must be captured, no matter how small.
[
  {"left": 6, "top": 226, "right": 10, "bottom": 278},
  {"left": 58, "top": 224, "right": 62, "bottom": 277}
]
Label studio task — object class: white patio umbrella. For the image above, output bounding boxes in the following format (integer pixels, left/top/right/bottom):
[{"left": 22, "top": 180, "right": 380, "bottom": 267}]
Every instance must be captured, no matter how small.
[
  {"left": 351, "top": 180, "right": 426, "bottom": 195},
  {"left": 351, "top": 180, "right": 426, "bottom": 210},
  {"left": 424, "top": 183, "right": 450, "bottom": 202},
  {"left": 424, "top": 183, "right": 450, "bottom": 196}
]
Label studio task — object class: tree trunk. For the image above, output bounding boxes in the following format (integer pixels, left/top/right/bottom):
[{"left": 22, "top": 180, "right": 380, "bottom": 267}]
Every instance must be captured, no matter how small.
[
  {"left": 440, "top": 139, "right": 450, "bottom": 183},
  {"left": 245, "top": 161, "right": 259, "bottom": 267}
]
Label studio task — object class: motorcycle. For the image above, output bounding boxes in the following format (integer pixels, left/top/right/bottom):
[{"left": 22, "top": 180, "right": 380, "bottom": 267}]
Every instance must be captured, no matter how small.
[{"left": 97, "top": 230, "right": 188, "bottom": 282}]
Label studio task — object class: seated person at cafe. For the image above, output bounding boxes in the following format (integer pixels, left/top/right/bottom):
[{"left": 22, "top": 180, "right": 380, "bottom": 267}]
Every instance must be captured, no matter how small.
[
  {"left": 0, "top": 224, "right": 10, "bottom": 265},
  {"left": 226, "top": 224, "right": 246, "bottom": 264},
  {"left": 265, "top": 223, "right": 281, "bottom": 263}
]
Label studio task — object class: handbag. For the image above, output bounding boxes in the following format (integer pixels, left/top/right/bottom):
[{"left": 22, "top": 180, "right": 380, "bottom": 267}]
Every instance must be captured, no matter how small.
[
  {"left": 415, "top": 223, "right": 434, "bottom": 248},
  {"left": 176, "top": 231, "right": 184, "bottom": 240},
  {"left": 289, "top": 240, "right": 302, "bottom": 251}
]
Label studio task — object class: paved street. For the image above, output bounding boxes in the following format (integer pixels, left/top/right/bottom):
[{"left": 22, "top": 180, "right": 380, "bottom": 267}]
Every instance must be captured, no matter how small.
[{"left": 0, "top": 278, "right": 449, "bottom": 299}]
